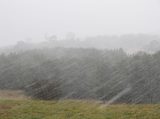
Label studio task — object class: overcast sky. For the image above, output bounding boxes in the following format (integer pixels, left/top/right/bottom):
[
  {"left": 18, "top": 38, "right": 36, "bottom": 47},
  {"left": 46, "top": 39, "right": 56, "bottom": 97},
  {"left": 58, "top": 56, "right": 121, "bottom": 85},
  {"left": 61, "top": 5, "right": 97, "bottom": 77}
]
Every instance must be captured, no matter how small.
[{"left": 0, "top": 0, "right": 160, "bottom": 46}]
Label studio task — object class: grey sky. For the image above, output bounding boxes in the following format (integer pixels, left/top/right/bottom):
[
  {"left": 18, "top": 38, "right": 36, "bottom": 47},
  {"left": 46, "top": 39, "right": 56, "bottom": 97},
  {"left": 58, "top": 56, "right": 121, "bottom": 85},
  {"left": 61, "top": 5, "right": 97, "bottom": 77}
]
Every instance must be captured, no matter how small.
[{"left": 0, "top": 0, "right": 160, "bottom": 46}]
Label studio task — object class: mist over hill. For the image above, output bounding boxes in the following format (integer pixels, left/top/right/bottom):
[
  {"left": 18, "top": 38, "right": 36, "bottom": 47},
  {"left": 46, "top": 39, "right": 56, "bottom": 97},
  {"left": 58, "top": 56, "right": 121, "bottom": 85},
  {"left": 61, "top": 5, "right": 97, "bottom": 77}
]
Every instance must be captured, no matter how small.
[
  {"left": 1, "top": 34, "right": 160, "bottom": 103},
  {"left": 0, "top": 34, "right": 160, "bottom": 54}
]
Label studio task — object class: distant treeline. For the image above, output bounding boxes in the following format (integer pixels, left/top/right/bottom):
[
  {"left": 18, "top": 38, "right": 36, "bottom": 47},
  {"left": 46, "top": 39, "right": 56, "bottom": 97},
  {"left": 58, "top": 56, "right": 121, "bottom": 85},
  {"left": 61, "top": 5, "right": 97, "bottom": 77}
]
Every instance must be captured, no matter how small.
[
  {"left": 0, "top": 48, "right": 160, "bottom": 103},
  {"left": 1, "top": 34, "right": 160, "bottom": 54}
]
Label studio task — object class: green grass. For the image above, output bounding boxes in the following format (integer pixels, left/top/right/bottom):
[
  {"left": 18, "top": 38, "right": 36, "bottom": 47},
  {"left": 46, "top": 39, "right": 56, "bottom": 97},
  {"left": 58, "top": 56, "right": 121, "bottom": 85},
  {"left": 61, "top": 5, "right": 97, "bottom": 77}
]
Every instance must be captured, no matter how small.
[{"left": 0, "top": 99, "right": 160, "bottom": 119}]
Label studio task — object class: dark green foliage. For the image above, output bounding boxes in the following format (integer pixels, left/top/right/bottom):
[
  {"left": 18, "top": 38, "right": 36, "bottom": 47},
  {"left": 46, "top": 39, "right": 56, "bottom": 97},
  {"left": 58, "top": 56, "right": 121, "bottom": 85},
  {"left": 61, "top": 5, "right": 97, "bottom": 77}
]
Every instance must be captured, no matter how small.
[
  {"left": 0, "top": 48, "right": 160, "bottom": 103},
  {"left": 25, "top": 80, "right": 62, "bottom": 100}
]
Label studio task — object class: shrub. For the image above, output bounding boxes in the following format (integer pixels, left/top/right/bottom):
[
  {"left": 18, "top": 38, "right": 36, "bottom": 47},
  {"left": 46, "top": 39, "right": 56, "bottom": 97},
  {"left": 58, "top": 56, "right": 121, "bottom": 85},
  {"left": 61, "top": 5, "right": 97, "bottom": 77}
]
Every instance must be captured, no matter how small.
[{"left": 25, "top": 80, "right": 62, "bottom": 100}]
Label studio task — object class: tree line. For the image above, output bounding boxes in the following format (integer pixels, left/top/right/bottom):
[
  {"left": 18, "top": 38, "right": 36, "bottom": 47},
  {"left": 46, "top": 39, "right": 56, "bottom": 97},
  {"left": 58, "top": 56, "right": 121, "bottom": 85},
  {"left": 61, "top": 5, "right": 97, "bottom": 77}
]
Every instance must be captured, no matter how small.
[{"left": 0, "top": 48, "right": 160, "bottom": 103}]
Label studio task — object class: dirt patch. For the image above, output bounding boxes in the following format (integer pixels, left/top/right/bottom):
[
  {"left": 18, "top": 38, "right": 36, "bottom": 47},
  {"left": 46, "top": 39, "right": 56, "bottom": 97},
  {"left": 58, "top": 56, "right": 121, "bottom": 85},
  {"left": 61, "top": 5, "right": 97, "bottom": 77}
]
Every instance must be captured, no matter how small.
[
  {"left": 0, "top": 90, "right": 29, "bottom": 100},
  {"left": 0, "top": 105, "right": 12, "bottom": 110}
]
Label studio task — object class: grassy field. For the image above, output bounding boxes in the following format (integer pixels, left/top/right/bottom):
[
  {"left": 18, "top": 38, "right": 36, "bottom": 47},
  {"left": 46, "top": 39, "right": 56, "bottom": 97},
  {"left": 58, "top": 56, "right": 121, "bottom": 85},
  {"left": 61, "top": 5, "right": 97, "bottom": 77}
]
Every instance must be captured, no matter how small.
[{"left": 0, "top": 99, "right": 160, "bottom": 119}]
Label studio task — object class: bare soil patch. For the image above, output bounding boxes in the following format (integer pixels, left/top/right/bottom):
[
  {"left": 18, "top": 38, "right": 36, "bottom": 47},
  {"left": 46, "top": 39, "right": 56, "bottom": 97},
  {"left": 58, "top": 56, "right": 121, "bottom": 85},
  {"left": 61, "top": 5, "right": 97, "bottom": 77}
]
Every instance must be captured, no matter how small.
[{"left": 0, "top": 90, "right": 29, "bottom": 100}]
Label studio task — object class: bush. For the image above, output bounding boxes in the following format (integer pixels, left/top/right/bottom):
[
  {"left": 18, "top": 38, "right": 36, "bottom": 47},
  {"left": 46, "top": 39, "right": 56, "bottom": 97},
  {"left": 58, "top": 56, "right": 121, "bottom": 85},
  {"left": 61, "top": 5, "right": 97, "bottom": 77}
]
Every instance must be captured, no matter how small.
[{"left": 25, "top": 80, "right": 62, "bottom": 100}]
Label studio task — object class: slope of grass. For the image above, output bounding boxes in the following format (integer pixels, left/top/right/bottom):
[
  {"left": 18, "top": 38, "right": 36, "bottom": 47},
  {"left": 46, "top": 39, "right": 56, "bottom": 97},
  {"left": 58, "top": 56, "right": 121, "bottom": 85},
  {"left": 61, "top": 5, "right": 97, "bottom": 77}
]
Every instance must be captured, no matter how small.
[{"left": 0, "top": 99, "right": 160, "bottom": 119}]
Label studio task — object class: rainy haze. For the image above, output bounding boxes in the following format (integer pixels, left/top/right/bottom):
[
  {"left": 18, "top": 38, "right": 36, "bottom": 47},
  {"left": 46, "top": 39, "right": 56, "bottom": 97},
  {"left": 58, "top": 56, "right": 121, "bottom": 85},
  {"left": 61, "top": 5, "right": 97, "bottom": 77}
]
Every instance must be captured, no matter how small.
[{"left": 0, "top": 0, "right": 160, "bottom": 104}]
